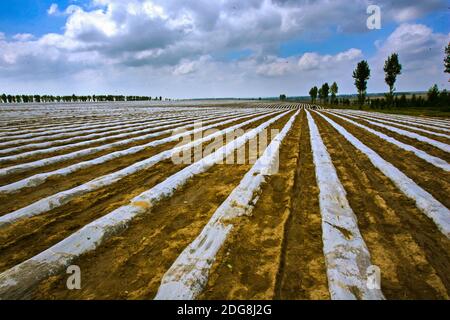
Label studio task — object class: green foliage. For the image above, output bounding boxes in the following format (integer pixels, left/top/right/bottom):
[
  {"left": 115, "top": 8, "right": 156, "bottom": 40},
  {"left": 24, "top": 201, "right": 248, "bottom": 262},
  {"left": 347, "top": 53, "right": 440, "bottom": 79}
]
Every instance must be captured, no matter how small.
[
  {"left": 309, "top": 86, "right": 318, "bottom": 103},
  {"left": 330, "top": 82, "right": 338, "bottom": 104},
  {"left": 427, "top": 84, "right": 440, "bottom": 104},
  {"left": 353, "top": 60, "right": 371, "bottom": 107},
  {"left": 384, "top": 53, "right": 402, "bottom": 107},
  {"left": 445, "top": 42, "right": 450, "bottom": 74},
  {"left": 320, "top": 83, "right": 329, "bottom": 103},
  {"left": 369, "top": 86, "right": 449, "bottom": 111}
]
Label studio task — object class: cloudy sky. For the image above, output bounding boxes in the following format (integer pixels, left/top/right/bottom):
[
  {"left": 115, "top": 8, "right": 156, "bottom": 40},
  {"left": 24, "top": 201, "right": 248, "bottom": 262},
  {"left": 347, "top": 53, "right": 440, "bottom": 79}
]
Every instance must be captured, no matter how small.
[{"left": 0, "top": 0, "right": 449, "bottom": 98}]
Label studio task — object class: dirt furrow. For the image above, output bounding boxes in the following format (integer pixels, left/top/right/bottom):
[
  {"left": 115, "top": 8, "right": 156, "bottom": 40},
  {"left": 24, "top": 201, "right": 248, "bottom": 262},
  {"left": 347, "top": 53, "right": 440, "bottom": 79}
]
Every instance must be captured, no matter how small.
[
  {"left": 28, "top": 113, "right": 293, "bottom": 299},
  {"left": 325, "top": 113, "right": 450, "bottom": 208},
  {"left": 0, "top": 131, "right": 170, "bottom": 185},
  {"left": 199, "top": 109, "right": 328, "bottom": 299},
  {"left": 0, "top": 112, "right": 293, "bottom": 277},
  {"left": 0, "top": 115, "right": 270, "bottom": 215},
  {"left": 359, "top": 116, "right": 450, "bottom": 135},
  {"left": 0, "top": 116, "right": 131, "bottom": 132},
  {"left": 274, "top": 109, "right": 329, "bottom": 300},
  {"left": 312, "top": 112, "right": 450, "bottom": 299},
  {"left": 0, "top": 116, "right": 184, "bottom": 152},
  {"left": 0, "top": 114, "right": 253, "bottom": 186},
  {"left": 0, "top": 115, "right": 223, "bottom": 167},
  {"left": 352, "top": 116, "right": 450, "bottom": 144},
  {"left": 338, "top": 116, "right": 450, "bottom": 162}
]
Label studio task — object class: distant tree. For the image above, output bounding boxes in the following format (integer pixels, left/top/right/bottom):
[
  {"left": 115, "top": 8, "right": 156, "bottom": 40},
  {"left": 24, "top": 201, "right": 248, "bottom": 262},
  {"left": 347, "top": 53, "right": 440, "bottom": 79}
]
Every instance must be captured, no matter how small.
[
  {"left": 279, "top": 94, "right": 287, "bottom": 101},
  {"left": 445, "top": 42, "right": 450, "bottom": 74},
  {"left": 427, "top": 84, "right": 440, "bottom": 106},
  {"left": 439, "top": 89, "right": 450, "bottom": 109},
  {"left": 309, "top": 86, "right": 318, "bottom": 103},
  {"left": 330, "top": 82, "right": 338, "bottom": 104},
  {"left": 384, "top": 53, "right": 402, "bottom": 105},
  {"left": 353, "top": 60, "right": 371, "bottom": 107},
  {"left": 318, "top": 88, "right": 323, "bottom": 103},
  {"left": 320, "top": 83, "right": 329, "bottom": 103},
  {"left": 411, "top": 94, "right": 417, "bottom": 106},
  {"left": 1, "top": 94, "right": 7, "bottom": 103},
  {"left": 159, "top": 96, "right": 162, "bottom": 101},
  {"left": 398, "top": 94, "right": 407, "bottom": 108}
]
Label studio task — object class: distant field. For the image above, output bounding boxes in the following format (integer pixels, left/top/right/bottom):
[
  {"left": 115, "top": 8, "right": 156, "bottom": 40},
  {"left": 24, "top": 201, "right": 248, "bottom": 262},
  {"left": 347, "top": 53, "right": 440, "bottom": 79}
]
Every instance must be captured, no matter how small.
[
  {"left": 325, "top": 105, "right": 450, "bottom": 117},
  {"left": 0, "top": 102, "right": 448, "bottom": 300},
  {"left": 363, "top": 108, "right": 450, "bottom": 118}
]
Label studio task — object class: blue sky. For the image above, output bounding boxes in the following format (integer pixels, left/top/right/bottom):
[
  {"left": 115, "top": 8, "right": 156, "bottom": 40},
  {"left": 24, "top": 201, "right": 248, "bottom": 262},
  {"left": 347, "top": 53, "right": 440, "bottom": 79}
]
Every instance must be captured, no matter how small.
[
  {"left": 0, "top": 0, "right": 69, "bottom": 36},
  {"left": 1, "top": 1, "right": 440, "bottom": 57},
  {"left": 0, "top": 0, "right": 448, "bottom": 98}
]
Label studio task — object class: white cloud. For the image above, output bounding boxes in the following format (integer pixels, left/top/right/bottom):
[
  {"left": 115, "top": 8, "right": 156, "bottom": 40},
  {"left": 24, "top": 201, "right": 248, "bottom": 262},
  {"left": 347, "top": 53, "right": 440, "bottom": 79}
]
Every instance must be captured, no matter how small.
[
  {"left": 336, "top": 48, "right": 363, "bottom": 61},
  {"left": 393, "top": 7, "right": 422, "bottom": 22},
  {"left": 298, "top": 53, "right": 321, "bottom": 71},
  {"left": 370, "top": 23, "right": 449, "bottom": 92},
  {"left": 47, "top": 3, "right": 59, "bottom": 16},
  {"left": 257, "top": 56, "right": 293, "bottom": 76},
  {"left": 254, "top": 48, "right": 362, "bottom": 77},
  {"left": 173, "top": 60, "right": 197, "bottom": 75},
  {"left": 297, "top": 49, "right": 362, "bottom": 72},
  {"left": 65, "top": 8, "right": 119, "bottom": 39},
  {"left": 12, "top": 33, "right": 34, "bottom": 41},
  {"left": 0, "top": 1, "right": 448, "bottom": 97},
  {"left": 385, "top": 0, "right": 445, "bottom": 23}
]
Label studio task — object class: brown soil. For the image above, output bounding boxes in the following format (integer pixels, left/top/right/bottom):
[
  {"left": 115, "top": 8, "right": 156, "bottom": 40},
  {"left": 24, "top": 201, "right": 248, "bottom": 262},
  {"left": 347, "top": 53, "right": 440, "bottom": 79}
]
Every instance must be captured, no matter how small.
[
  {"left": 0, "top": 116, "right": 232, "bottom": 168},
  {"left": 200, "top": 109, "right": 329, "bottom": 300},
  {"left": 0, "top": 117, "right": 183, "bottom": 153},
  {"left": 30, "top": 112, "right": 293, "bottom": 299},
  {"left": 343, "top": 116, "right": 450, "bottom": 162},
  {"left": 354, "top": 116, "right": 450, "bottom": 144},
  {"left": 312, "top": 112, "right": 450, "bottom": 299},
  {"left": 1, "top": 106, "right": 448, "bottom": 300},
  {"left": 325, "top": 113, "right": 450, "bottom": 208},
  {"left": 0, "top": 116, "right": 126, "bottom": 131},
  {"left": 0, "top": 114, "right": 270, "bottom": 213},
  {"left": 365, "top": 117, "right": 450, "bottom": 135},
  {"left": 274, "top": 110, "right": 329, "bottom": 300},
  {"left": 0, "top": 112, "right": 293, "bottom": 277}
]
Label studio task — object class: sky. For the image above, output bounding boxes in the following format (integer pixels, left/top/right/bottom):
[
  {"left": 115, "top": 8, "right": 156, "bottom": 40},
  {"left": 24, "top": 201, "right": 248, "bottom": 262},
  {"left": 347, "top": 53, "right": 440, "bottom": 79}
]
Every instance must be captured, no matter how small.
[{"left": 0, "top": 0, "right": 449, "bottom": 99}]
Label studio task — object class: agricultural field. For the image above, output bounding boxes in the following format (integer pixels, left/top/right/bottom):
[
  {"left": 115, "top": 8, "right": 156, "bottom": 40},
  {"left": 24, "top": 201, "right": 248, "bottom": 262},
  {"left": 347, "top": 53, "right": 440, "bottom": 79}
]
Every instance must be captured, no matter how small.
[{"left": 0, "top": 102, "right": 448, "bottom": 300}]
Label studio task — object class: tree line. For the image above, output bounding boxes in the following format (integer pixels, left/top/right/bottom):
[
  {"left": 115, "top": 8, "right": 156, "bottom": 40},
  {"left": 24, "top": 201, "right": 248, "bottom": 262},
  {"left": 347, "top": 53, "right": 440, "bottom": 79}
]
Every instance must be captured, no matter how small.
[
  {"left": 308, "top": 42, "right": 450, "bottom": 110},
  {"left": 0, "top": 94, "right": 165, "bottom": 103},
  {"left": 308, "top": 82, "right": 339, "bottom": 104}
]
